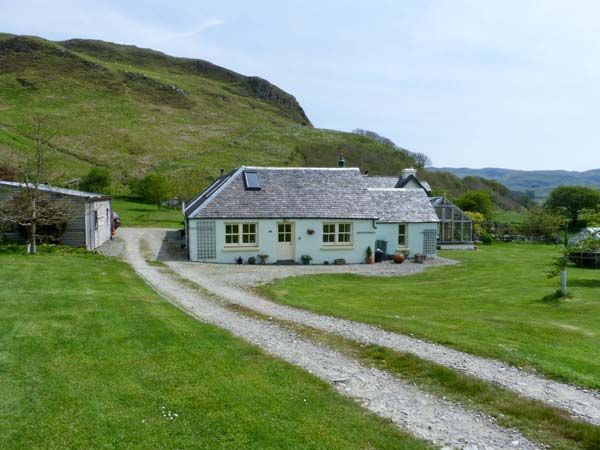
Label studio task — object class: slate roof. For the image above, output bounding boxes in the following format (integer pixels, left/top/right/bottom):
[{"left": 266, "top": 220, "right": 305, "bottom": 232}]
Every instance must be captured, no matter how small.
[
  {"left": 185, "top": 167, "right": 439, "bottom": 223},
  {"left": 368, "top": 189, "right": 439, "bottom": 223},
  {"left": 363, "top": 175, "right": 431, "bottom": 192},
  {"left": 185, "top": 167, "right": 379, "bottom": 220},
  {"left": 0, "top": 181, "right": 110, "bottom": 200}
]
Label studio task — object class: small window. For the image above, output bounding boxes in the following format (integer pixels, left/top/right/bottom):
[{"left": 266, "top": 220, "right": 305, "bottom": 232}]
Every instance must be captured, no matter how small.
[
  {"left": 225, "top": 223, "right": 258, "bottom": 247},
  {"left": 398, "top": 224, "right": 407, "bottom": 246},
  {"left": 94, "top": 211, "right": 99, "bottom": 230},
  {"left": 225, "top": 224, "right": 239, "bottom": 244},
  {"left": 244, "top": 170, "right": 261, "bottom": 190},
  {"left": 322, "top": 223, "right": 352, "bottom": 246}
]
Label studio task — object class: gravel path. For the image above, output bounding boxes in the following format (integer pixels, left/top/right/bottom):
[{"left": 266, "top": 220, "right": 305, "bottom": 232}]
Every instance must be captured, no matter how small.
[
  {"left": 146, "top": 228, "right": 600, "bottom": 427},
  {"left": 121, "top": 228, "right": 538, "bottom": 450}
]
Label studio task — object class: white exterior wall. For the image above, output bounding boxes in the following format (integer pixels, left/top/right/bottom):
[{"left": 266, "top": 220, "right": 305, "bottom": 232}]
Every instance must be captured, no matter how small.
[
  {"left": 84, "top": 200, "right": 112, "bottom": 250},
  {"left": 375, "top": 222, "right": 438, "bottom": 257},
  {"left": 189, "top": 218, "right": 377, "bottom": 264}
]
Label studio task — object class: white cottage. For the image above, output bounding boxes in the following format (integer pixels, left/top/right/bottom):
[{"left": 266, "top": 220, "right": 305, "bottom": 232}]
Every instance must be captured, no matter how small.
[{"left": 184, "top": 166, "right": 439, "bottom": 264}]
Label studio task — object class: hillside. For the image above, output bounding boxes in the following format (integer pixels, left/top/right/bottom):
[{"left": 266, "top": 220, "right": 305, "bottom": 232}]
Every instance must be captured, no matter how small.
[
  {"left": 430, "top": 167, "right": 600, "bottom": 201},
  {"left": 0, "top": 33, "right": 528, "bottom": 210}
]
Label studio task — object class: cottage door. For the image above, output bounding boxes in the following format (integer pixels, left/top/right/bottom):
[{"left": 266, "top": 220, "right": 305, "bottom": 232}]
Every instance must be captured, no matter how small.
[{"left": 276, "top": 222, "right": 294, "bottom": 261}]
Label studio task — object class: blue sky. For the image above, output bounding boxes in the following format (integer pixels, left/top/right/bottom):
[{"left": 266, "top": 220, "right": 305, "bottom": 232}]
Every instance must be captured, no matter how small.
[{"left": 1, "top": 0, "right": 599, "bottom": 171}]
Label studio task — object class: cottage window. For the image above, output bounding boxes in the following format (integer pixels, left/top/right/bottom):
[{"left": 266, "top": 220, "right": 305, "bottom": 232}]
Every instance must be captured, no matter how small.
[
  {"left": 398, "top": 224, "right": 407, "bottom": 246},
  {"left": 94, "top": 211, "right": 98, "bottom": 230},
  {"left": 225, "top": 223, "right": 258, "bottom": 246},
  {"left": 322, "top": 223, "right": 352, "bottom": 246}
]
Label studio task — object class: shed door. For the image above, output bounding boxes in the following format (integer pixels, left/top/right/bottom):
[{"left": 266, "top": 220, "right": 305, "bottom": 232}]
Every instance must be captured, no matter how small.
[{"left": 277, "top": 223, "right": 294, "bottom": 261}]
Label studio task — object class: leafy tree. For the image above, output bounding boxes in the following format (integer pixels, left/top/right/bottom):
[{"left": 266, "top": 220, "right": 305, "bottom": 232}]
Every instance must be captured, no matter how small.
[
  {"left": 545, "top": 186, "right": 600, "bottom": 225},
  {"left": 519, "top": 208, "right": 564, "bottom": 240},
  {"left": 79, "top": 168, "right": 111, "bottom": 194},
  {"left": 455, "top": 190, "right": 493, "bottom": 219},
  {"left": 137, "top": 172, "right": 170, "bottom": 208},
  {"left": 577, "top": 207, "right": 600, "bottom": 227}
]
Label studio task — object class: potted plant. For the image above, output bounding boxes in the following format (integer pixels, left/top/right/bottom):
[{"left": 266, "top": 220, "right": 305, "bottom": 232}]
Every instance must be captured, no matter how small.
[
  {"left": 366, "top": 246, "right": 374, "bottom": 264},
  {"left": 392, "top": 253, "right": 405, "bottom": 264},
  {"left": 301, "top": 254, "right": 312, "bottom": 265},
  {"left": 234, "top": 256, "right": 243, "bottom": 264},
  {"left": 247, "top": 256, "right": 256, "bottom": 265},
  {"left": 334, "top": 258, "right": 346, "bottom": 265}
]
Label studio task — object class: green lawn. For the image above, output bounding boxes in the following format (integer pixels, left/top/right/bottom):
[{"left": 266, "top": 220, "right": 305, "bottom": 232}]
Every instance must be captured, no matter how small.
[
  {"left": 493, "top": 209, "right": 527, "bottom": 223},
  {"left": 0, "top": 251, "right": 429, "bottom": 449},
  {"left": 259, "top": 243, "right": 600, "bottom": 389},
  {"left": 111, "top": 196, "right": 183, "bottom": 228}
]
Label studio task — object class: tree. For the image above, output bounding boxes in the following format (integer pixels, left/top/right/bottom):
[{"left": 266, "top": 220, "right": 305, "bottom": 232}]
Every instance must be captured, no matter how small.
[
  {"left": 0, "top": 114, "right": 73, "bottom": 253},
  {"left": 455, "top": 190, "right": 493, "bottom": 219},
  {"left": 545, "top": 186, "right": 600, "bottom": 225},
  {"left": 519, "top": 208, "right": 564, "bottom": 240},
  {"left": 79, "top": 167, "right": 111, "bottom": 194},
  {"left": 577, "top": 207, "right": 600, "bottom": 227},
  {"left": 412, "top": 152, "right": 432, "bottom": 168},
  {"left": 138, "top": 172, "right": 170, "bottom": 208}
]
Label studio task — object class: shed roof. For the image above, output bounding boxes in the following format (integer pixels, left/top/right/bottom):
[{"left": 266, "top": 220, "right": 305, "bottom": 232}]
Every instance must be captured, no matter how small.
[
  {"left": 0, "top": 181, "right": 110, "bottom": 200},
  {"left": 368, "top": 188, "right": 439, "bottom": 223},
  {"left": 185, "top": 167, "right": 379, "bottom": 220}
]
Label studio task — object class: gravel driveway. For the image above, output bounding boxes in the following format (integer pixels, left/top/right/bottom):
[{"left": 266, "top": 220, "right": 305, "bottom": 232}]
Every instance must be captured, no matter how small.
[{"left": 120, "top": 228, "right": 538, "bottom": 450}]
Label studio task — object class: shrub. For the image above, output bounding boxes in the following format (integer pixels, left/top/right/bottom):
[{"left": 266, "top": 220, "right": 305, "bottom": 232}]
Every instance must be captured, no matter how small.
[
  {"left": 456, "top": 191, "right": 493, "bottom": 219},
  {"left": 80, "top": 168, "right": 111, "bottom": 194}
]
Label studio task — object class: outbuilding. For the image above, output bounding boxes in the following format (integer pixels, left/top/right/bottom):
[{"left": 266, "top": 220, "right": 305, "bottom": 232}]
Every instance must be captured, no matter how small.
[{"left": 0, "top": 181, "right": 113, "bottom": 250}]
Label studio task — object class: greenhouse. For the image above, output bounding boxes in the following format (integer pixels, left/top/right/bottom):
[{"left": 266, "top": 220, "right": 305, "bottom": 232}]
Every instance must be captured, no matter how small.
[{"left": 430, "top": 196, "right": 474, "bottom": 249}]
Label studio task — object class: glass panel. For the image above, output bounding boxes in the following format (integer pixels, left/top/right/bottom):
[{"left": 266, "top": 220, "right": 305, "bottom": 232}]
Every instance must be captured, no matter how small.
[
  {"left": 323, "top": 223, "right": 335, "bottom": 243},
  {"left": 244, "top": 171, "right": 260, "bottom": 189},
  {"left": 338, "top": 223, "right": 351, "bottom": 243},
  {"left": 398, "top": 224, "right": 406, "bottom": 246}
]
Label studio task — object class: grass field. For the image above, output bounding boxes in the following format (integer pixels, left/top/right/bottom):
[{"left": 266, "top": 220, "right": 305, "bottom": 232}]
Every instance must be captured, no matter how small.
[
  {"left": 111, "top": 196, "right": 183, "bottom": 228},
  {"left": 259, "top": 243, "right": 600, "bottom": 389},
  {"left": 492, "top": 209, "right": 527, "bottom": 223},
  {"left": 0, "top": 250, "right": 429, "bottom": 449}
]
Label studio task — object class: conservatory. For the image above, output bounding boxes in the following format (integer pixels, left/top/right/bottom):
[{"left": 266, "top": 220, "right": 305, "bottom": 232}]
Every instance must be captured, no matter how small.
[{"left": 430, "top": 196, "right": 474, "bottom": 249}]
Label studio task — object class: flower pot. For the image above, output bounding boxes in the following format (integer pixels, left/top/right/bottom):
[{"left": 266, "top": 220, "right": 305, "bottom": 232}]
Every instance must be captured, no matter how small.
[
  {"left": 367, "top": 257, "right": 374, "bottom": 264},
  {"left": 392, "top": 253, "right": 404, "bottom": 264}
]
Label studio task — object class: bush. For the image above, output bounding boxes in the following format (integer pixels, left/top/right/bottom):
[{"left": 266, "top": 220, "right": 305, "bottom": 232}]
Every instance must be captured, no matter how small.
[
  {"left": 130, "top": 172, "right": 171, "bottom": 207},
  {"left": 456, "top": 191, "right": 493, "bottom": 219},
  {"left": 480, "top": 231, "right": 493, "bottom": 245},
  {"left": 80, "top": 168, "right": 111, "bottom": 194}
]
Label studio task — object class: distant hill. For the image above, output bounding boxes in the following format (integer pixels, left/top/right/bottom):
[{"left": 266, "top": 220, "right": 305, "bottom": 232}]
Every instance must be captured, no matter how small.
[
  {"left": 0, "top": 33, "right": 529, "bottom": 210},
  {"left": 430, "top": 167, "right": 600, "bottom": 201}
]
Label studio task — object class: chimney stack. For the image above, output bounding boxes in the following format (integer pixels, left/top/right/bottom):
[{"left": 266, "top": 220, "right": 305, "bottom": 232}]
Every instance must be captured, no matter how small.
[
  {"left": 338, "top": 154, "right": 345, "bottom": 167},
  {"left": 401, "top": 168, "right": 417, "bottom": 179}
]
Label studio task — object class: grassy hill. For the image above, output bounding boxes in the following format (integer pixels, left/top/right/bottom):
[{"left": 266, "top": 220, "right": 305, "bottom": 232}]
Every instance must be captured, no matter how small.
[
  {"left": 0, "top": 33, "right": 529, "bottom": 210},
  {"left": 430, "top": 167, "right": 600, "bottom": 202}
]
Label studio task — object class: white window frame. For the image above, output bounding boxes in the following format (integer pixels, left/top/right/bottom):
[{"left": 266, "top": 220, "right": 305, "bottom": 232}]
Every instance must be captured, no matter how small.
[
  {"left": 322, "top": 222, "right": 353, "bottom": 246},
  {"left": 224, "top": 222, "right": 258, "bottom": 247},
  {"left": 398, "top": 223, "right": 408, "bottom": 247}
]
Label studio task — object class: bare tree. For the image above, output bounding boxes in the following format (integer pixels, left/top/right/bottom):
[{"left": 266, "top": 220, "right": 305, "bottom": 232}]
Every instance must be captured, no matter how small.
[
  {"left": 412, "top": 152, "right": 432, "bottom": 168},
  {"left": 0, "top": 114, "right": 73, "bottom": 254}
]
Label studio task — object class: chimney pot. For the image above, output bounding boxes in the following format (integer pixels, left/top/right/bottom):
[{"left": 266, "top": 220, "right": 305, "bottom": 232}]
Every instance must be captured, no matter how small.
[{"left": 401, "top": 168, "right": 417, "bottom": 179}]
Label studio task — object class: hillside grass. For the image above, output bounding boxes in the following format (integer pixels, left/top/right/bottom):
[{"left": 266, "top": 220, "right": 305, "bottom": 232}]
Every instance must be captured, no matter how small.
[
  {"left": 258, "top": 243, "right": 600, "bottom": 389},
  {"left": 111, "top": 196, "right": 182, "bottom": 228},
  {"left": 0, "top": 251, "right": 430, "bottom": 449}
]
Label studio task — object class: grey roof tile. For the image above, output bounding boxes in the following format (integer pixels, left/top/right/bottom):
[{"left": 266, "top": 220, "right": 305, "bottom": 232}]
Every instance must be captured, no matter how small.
[
  {"left": 368, "top": 188, "right": 439, "bottom": 223},
  {"left": 186, "top": 167, "right": 439, "bottom": 223},
  {"left": 187, "top": 167, "right": 379, "bottom": 219}
]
